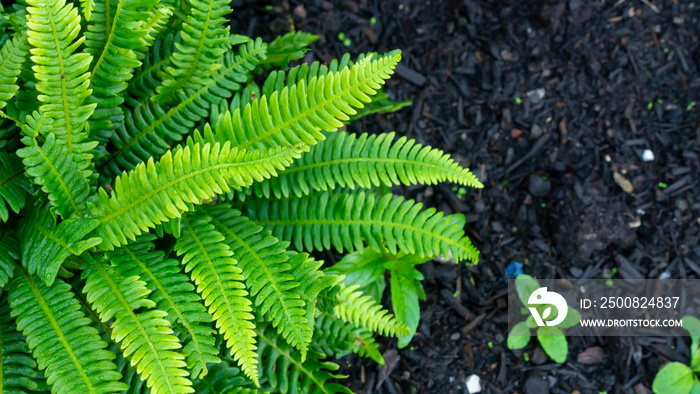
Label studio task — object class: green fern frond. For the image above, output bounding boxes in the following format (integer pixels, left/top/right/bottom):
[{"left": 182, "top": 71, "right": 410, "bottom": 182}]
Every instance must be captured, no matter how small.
[
  {"left": 0, "top": 232, "right": 19, "bottom": 289},
  {"left": 332, "top": 283, "right": 409, "bottom": 337},
  {"left": 260, "top": 31, "right": 318, "bottom": 69},
  {"left": 203, "top": 205, "right": 313, "bottom": 359},
  {"left": 154, "top": 0, "right": 231, "bottom": 103},
  {"left": 17, "top": 125, "right": 98, "bottom": 218},
  {"left": 86, "top": 0, "right": 166, "bottom": 140},
  {"left": 95, "top": 139, "right": 304, "bottom": 251},
  {"left": 256, "top": 326, "right": 353, "bottom": 394},
  {"left": 18, "top": 207, "right": 101, "bottom": 286},
  {"left": 125, "top": 32, "right": 177, "bottom": 105},
  {"left": 289, "top": 254, "right": 339, "bottom": 339},
  {"left": 213, "top": 51, "right": 401, "bottom": 150},
  {"left": 0, "top": 31, "right": 29, "bottom": 111},
  {"left": 0, "top": 151, "right": 28, "bottom": 222},
  {"left": 175, "top": 214, "right": 259, "bottom": 385},
  {"left": 313, "top": 313, "right": 384, "bottom": 365},
  {"left": 243, "top": 131, "right": 483, "bottom": 199},
  {"left": 100, "top": 38, "right": 267, "bottom": 178},
  {"left": 25, "top": 0, "right": 96, "bottom": 163},
  {"left": 83, "top": 262, "right": 194, "bottom": 394},
  {"left": 247, "top": 190, "right": 480, "bottom": 264},
  {"left": 8, "top": 269, "right": 127, "bottom": 394},
  {"left": 79, "top": 0, "right": 94, "bottom": 21},
  {"left": 1, "top": 295, "right": 41, "bottom": 393},
  {"left": 108, "top": 234, "right": 220, "bottom": 379},
  {"left": 192, "top": 361, "right": 254, "bottom": 394}
]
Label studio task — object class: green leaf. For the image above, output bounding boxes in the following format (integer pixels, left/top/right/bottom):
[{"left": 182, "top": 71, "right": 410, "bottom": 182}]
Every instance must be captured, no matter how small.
[
  {"left": 19, "top": 207, "right": 102, "bottom": 286},
  {"left": 247, "top": 191, "right": 479, "bottom": 264},
  {"left": 326, "top": 249, "right": 387, "bottom": 302},
  {"left": 536, "top": 326, "right": 567, "bottom": 363},
  {"left": 0, "top": 151, "right": 28, "bottom": 222},
  {"left": 83, "top": 262, "right": 193, "bottom": 394},
  {"left": 683, "top": 315, "right": 700, "bottom": 356},
  {"left": 95, "top": 141, "right": 304, "bottom": 250},
  {"left": 691, "top": 377, "right": 700, "bottom": 394},
  {"left": 556, "top": 306, "right": 581, "bottom": 329},
  {"left": 0, "top": 31, "right": 29, "bottom": 110},
  {"left": 390, "top": 260, "right": 423, "bottom": 348},
  {"left": 507, "top": 321, "right": 531, "bottom": 350},
  {"left": 515, "top": 274, "right": 540, "bottom": 306},
  {"left": 653, "top": 362, "right": 694, "bottom": 394}
]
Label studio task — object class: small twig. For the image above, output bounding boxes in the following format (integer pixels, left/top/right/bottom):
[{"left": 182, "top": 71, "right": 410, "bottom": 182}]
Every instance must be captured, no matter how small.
[{"left": 640, "top": 0, "right": 660, "bottom": 13}]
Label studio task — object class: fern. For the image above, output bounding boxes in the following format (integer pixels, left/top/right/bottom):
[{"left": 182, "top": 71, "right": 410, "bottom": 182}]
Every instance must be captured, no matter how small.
[
  {"left": 247, "top": 190, "right": 480, "bottom": 263},
  {"left": 154, "top": 0, "right": 231, "bottom": 103},
  {"left": 95, "top": 140, "right": 304, "bottom": 250},
  {"left": 0, "top": 151, "right": 28, "bottom": 222},
  {"left": 86, "top": 0, "right": 165, "bottom": 140},
  {"left": 25, "top": 0, "right": 96, "bottom": 165},
  {"left": 107, "top": 234, "right": 220, "bottom": 379},
  {"left": 8, "top": 269, "right": 127, "bottom": 394},
  {"left": 213, "top": 51, "right": 401, "bottom": 150},
  {"left": 83, "top": 262, "right": 194, "bottom": 394},
  {"left": 256, "top": 326, "right": 353, "bottom": 394},
  {"left": 100, "top": 38, "right": 267, "bottom": 178},
  {"left": 332, "top": 283, "right": 409, "bottom": 337},
  {"left": 17, "top": 124, "right": 97, "bottom": 218},
  {"left": 203, "top": 205, "right": 314, "bottom": 359},
  {"left": 0, "top": 232, "right": 19, "bottom": 289},
  {"left": 18, "top": 206, "right": 101, "bottom": 286},
  {"left": 175, "top": 214, "right": 259, "bottom": 385},
  {"left": 0, "top": 295, "right": 41, "bottom": 393},
  {"left": 242, "top": 131, "right": 483, "bottom": 199},
  {"left": 0, "top": 1, "right": 483, "bottom": 391},
  {"left": 0, "top": 31, "right": 29, "bottom": 111}
]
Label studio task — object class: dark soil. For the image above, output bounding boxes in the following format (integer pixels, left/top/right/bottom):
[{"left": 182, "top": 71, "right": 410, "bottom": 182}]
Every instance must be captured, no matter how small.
[{"left": 235, "top": 1, "right": 700, "bottom": 393}]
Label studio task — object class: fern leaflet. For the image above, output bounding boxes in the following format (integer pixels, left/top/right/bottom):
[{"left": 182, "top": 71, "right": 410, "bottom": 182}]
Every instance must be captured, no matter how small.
[
  {"left": 0, "top": 31, "right": 29, "bottom": 111},
  {"left": 83, "top": 262, "right": 194, "bottom": 394},
  {"left": 247, "top": 190, "right": 480, "bottom": 263},
  {"left": 1, "top": 295, "right": 41, "bottom": 393},
  {"left": 175, "top": 214, "right": 259, "bottom": 385},
  {"left": 8, "top": 269, "right": 127, "bottom": 394},
  {"left": 0, "top": 151, "right": 28, "bottom": 222},
  {"left": 108, "top": 234, "right": 220, "bottom": 379}
]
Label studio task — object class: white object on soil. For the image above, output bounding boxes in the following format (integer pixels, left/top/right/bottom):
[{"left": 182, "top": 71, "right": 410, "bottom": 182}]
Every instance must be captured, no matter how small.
[
  {"left": 465, "top": 374, "right": 482, "bottom": 393},
  {"left": 642, "top": 149, "right": 655, "bottom": 162}
]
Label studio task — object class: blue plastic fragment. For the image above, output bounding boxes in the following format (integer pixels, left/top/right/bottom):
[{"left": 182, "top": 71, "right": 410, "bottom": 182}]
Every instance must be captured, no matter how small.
[{"left": 506, "top": 261, "right": 524, "bottom": 279}]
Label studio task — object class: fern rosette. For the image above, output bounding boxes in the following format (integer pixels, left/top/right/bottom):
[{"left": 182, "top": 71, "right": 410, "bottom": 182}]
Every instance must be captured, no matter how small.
[{"left": 0, "top": 1, "right": 482, "bottom": 393}]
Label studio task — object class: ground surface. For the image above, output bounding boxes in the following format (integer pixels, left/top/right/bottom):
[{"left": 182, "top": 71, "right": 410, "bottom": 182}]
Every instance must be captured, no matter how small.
[{"left": 235, "top": 1, "right": 700, "bottom": 393}]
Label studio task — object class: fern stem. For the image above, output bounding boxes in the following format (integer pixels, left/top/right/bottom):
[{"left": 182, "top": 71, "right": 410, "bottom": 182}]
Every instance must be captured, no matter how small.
[
  {"left": 90, "top": 0, "right": 124, "bottom": 83},
  {"left": 71, "top": 285, "right": 113, "bottom": 337},
  {"left": 28, "top": 137, "right": 84, "bottom": 216}
]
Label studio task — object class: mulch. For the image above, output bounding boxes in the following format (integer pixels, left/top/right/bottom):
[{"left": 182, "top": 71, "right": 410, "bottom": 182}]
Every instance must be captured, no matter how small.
[{"left": 233, "top": 0, "right": 700, "bottom": 393}]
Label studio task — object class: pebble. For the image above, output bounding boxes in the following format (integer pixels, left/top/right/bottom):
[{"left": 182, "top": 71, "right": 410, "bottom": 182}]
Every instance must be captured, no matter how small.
[
  {"left": 642, "top": 149, "right": 655, "bottom": 161},
  {"left": 524, "top": 372, "right": 550, "bottom": 394},
  {"left": 527, "top": 88, "right": 546, "bottom": 104},
  {"left": 570, "top": 267, "right": 583, "bottom": 278},
  {"left": 450, "top": 332, "right": 461, "bottom": 341},
  {"left": 530, "top": 124, "right": 544, "bottom": 139},
  {"left": 675, "top": 199, "right": 688, "bottom": 212},
  {"left": 465, "top": 375, "right": 481, "bottom": 393},
  {"left": 528, "top": 175, "right": 551, "bottom": 197},
  {"left": 511, "top": 128, "right": 523, "bottom": 139}
]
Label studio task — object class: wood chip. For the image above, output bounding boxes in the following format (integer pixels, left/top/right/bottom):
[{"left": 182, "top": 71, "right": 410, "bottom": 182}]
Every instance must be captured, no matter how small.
[
  {"left": 577, "top": 346, "right": 605, "bottom": 364},
  {"left": 613, "top": 171, "right": 634, "bottom": 193}
]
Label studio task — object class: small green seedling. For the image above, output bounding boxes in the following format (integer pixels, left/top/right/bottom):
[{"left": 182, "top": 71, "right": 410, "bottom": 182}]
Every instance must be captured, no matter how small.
[
  {"left": 507, "top": 275, "right": 581, "bottom": 363},
  {"left": 652, "top": 316, "right": 700, "bottom": 394}
]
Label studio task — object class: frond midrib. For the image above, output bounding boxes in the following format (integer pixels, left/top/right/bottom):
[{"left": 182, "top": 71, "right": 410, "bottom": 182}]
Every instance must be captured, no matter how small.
[
  {"left": 255, "top": 217, "right": 475, "bottom": 260},
  {"left": 94, "top": 263, "right": 177, "bottom": 393},
  {"left": 165, "top": 0, "right": 217, "bottom": 95},
  {"left": 98, "top": 145, "right": 296, "bottom": 226},
  {"left": 281, "top": 157, "right": 462, "bottom": 177},
  {"left": 0, "top": 169, "right": 24, "bottom": 189},
  {"left": 89, "top": 0, "right": 125, "bottom": 82},
  {"left": 30, "top": 137, "right": 83, "bottom": 216},
  {"left": 122, "top": 244, "right": 211, "bottom": 374},
  {"left": 209, "top": 216, "right": 306, "bottom": 346},
  {"left": 237, "top": 59, "right": 396, "bottom": 150},
  {"left": 24, "top": 273, "right": 98, "bottom": 393},
  {"left": 256, "top": 329, "right": 331, "bottom": 394},
  {"left": 43, "top": 1, "right": 74, "bottom": 151},
  {"left": 99, "top": 45, "right": 265, "bottom": 169}
]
